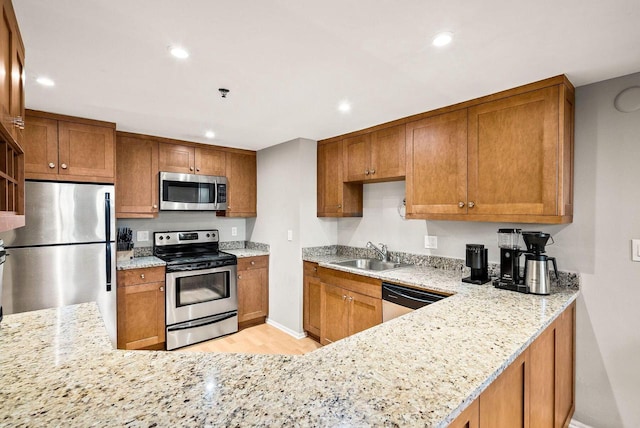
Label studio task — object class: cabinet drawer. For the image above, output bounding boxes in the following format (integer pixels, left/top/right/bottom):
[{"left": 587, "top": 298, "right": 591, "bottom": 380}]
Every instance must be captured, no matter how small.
[
  {"left": 238, "top": 255, "right": 269, "bottom": 271},
  {"left": 117, "top": 266, "right": 165, "bottom": 287},
  {"left": 304, "top": 261, "right": 319, "bottom": 278}
]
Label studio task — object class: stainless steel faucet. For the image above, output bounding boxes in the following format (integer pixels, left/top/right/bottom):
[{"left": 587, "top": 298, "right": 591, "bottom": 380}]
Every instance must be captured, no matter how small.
[{"left": 367, "top": 241, "right": 389, "bottom": 262}]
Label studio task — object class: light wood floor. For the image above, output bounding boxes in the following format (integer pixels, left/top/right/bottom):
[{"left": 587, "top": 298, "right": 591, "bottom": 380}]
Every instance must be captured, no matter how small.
[{"left": 177, "top": 323, "right": 322, "bottom": 355}]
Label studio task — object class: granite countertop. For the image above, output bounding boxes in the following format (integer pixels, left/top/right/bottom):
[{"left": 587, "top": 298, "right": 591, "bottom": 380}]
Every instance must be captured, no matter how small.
[
  {"left": 223, "top": 248, "right": 270, "bottom": 258},
  {"left": 0, "top": 262, "right": 578, "bottom": 427},
  {"left": 116, "top": 256, "right": 166, "bottom": 270}
]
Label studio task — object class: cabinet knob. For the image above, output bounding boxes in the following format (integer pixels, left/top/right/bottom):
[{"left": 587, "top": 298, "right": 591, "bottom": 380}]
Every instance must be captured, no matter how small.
[
  {"left": 159, "top": 286, "right": 164, "bottom": 292},
  {"left": 313, "top": 267, "right": 317, "bottom": 272},
  {"left": 190, "top": 166, "right": 194, "bottom": 171},
  {"left": 342, "top": 295, "right": 347, "bottom": 300},
  {"left": 227, "top": 206, "right": 231, "bottom": 210},
  {"left": 61, "top": 163, "right": 68, "bottom": 170},
  {"left": 348, "top": 296, "right": 353, "bottom": 301},
  {"left": 238, "top": 274, "right": 242, "bottom": 280},
  {"left": 365, "top": 169, "right": 370, "bottom": 175},
  {"left": 152, "top": 204, "right": 158, "bottom": 209},
  {"left": 370, "top": 169, "right": 375, "bottom": 175},
  {"left": 337, "top": 204, "right": 342, "bottom": 209},
  {"left": 12, "top": 116, "right": 24, "bottom": 129},
  {"left": 48, "top": 162, "right": 56, "bottom": 169},
  {"left": 196, "top": 167, "right": 200, "bottom": 172},
  {"left": 458, "top": 201, "right": 465, "bottom": 208},
  {"left": 250, "top": 260, "right": 255, "bottom": 265},
  {"left": 140, "top": 274, "right": 145, "bottom": 279},
  {"left": 468, "top": 201, "right": 475, "bottom": 208}
]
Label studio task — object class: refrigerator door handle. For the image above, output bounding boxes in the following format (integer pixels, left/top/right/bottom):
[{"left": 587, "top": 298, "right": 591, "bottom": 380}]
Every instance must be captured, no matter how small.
[{"left": 104, "top": 192, "right": 112, "bottom": 292}]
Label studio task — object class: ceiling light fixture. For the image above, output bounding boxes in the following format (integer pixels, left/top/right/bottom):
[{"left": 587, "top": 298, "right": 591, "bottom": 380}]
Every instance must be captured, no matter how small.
[
  {"left": 36, "top": 76, "right": 55, "bottom": 87},
  {"left": 205, "top": 130, "right": 215, "bottom": 139},
  {"left": 170, "top": 46, "right": 189, "bottom": 59},
  {"left": 338, "top": 100, "right": 351, "bottom": 113},
  {"left": 432, "top": 32, "right": 454, "bottom": 47}
]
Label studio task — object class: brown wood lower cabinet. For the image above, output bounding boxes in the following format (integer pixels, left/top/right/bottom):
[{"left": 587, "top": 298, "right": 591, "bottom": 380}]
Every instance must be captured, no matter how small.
[
  {"left": 318, "top": 267, "right": 382, "bottom": 345},
  {"left": 449, "top": 301, "right": 575, "bottom": 428},
  {"left": 237, "top": 255, "right": 269, "bottom": 328},
  {"left": 303, "top": 262, "right": 321, "bottom": 339},
  {"left": 117, "top": 266, "right": 166, "bottom": 350}
]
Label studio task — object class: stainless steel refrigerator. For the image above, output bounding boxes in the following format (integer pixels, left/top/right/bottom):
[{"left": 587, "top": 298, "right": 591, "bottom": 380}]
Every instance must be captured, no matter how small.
[{"left": 0, "top": 181, "right": 117, "bottom": 346}]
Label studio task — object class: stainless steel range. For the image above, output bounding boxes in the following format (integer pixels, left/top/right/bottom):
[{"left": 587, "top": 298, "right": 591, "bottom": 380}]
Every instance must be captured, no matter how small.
[{"left": 154, "top": 230, "right": 238, "bottom": 350}]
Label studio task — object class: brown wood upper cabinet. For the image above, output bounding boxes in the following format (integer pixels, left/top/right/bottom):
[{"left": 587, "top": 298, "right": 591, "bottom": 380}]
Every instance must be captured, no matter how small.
[
  {"left": 317, "top": 139, "right": 362, "bottom": 217},
  {"left": 343, "top": 125, "right": 405, "bottom": 182},
  {"left": 225, "top": 151, "right": 257, "bottom": 217},
  {"left": 158, "top": 142, "right": 226, "bottom": 176},
  {"left": 116, "top": 133, "right": 159, "bottom": 218},
  {"left": 406, "top": 82, "right": 574, "bottom": 223},
  {"left": 0, "top": 0, "right": 25, "bottom": 148},
  {"left": 24, "top": 110, "right": 116, "bottom": 183}
]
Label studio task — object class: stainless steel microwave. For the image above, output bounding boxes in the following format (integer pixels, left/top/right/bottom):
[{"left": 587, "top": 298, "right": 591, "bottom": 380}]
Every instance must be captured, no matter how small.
[{"left": 159, "top": 172, "right": 227, "bottom": 211}]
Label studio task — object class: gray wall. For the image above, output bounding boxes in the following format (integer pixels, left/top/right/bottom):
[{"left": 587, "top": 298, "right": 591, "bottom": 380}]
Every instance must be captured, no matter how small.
[
  {"left": 248, "top": 138, "right": 336, "bottom": 334},
  {"left": 117, "top": 212, "right": 247, "bottom": 246}
]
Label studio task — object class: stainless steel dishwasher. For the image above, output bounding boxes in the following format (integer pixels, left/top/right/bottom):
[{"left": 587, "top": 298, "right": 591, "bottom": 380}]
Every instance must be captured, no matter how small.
[{"left": 382, "top": 282, "right": 447, "bottom": 322}]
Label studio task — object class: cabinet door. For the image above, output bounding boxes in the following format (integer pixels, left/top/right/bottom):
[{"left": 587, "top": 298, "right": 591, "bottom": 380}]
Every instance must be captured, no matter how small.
[
  {"left": 58, "top": 121, "right": 115, "bottom": 181},
  {"left": 370, "top": 124, "right": 405, "bottom": 180},
  {"left": 195, "top": 146, "right": 225, "bottom": 176},
  {"left": 555, "top": 302, "right": 575, "bottom": 428},
  {"left": 237, "top": 267, "right": 268, "bottom": 323},
  {"left": 117, "top": 281, "right": 165, "bottom": 350},
  {"left": 449, "top": 398, "right": 479, "bottom": 428},
  {"left": 348, "top": 291, "right": 382, "bottom": 336},
  {"left": 406, "top": 110, "right": 468, "bottom": 216},
  {"left": 479, "top": 350, "right": 529, "bottom": 428},
  {"left": 468, "top": 86, "right": 559, "bottom": 216},
  {"left": 320, "top": 283, "right": 349, "bottom": 345},
  {"left": 23, "top": 115, "right": 58, "bottom": 176},
  {"left": 0, "top": 1, "right": 17, "bottom": 140},
  {"left": 318, "top": 140, "right": 343, "bottom": 215},
  {"left": 529, "top": 324, "right": 555, "bottom": 428},
  {"left": 343, "top": 134, "right": 370, "bottom": 182},
  {"left": 9, "top": 24, "right": 24, "bottom": 147},
  {"left": 303, "top": 274, "right": 322, "bottom": 337},
  {"left": 158, "top": 143, "right": 195, "bottom": 173},
  {"left": 116, "top": 135, "right": 159, "bottom": 217},
  {"left": 225, "top": 151, "right": 257, "bottom": 217}
]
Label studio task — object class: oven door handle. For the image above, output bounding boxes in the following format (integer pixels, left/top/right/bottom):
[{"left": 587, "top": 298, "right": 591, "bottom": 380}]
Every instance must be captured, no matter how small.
[{"left": 166, "top": 311, "right": 237, "bottom": 332}]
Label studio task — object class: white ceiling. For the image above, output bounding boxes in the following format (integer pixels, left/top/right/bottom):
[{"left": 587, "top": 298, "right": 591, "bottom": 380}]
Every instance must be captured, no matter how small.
[{"left": 14, "top": 0, "right": 640, "bottom": 151}]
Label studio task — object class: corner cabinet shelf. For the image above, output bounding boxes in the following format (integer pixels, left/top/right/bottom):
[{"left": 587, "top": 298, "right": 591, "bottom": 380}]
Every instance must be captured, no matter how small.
[{"left": 0, "top": 138, "right": 25, "bottom": 231}]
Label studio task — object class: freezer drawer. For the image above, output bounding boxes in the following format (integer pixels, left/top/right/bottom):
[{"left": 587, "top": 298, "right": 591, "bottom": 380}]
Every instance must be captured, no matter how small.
[{"left": 2, "top": 243, "right": 115, "bottom": 315}]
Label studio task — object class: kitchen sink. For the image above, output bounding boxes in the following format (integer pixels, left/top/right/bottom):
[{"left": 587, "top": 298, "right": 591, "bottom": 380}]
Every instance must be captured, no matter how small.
[{"left": 330, "top": 258, "right": 411, "bottom": 272}]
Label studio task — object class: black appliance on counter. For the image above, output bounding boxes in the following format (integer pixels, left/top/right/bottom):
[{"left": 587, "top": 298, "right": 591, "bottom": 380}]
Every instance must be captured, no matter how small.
[
  {"left": 154, "top": 229, "right": 238, "bottom": 350},
  {"left": 493, "top": 228, "right": 529, "bottom": 293},
  {"left": 462, "top": 244, "right": 490, "bottom": 284}
]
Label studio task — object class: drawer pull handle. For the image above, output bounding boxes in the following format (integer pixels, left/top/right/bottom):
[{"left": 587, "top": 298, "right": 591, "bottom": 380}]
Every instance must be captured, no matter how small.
[
  {"left": 140, "top": 274, "right": 145, "bottom": 279},
  {"left": 159, "top": 286, "right": 164, "bottom": 292},
  {"left": 250, "top": 260, "right": 255, "bottom": 265}
]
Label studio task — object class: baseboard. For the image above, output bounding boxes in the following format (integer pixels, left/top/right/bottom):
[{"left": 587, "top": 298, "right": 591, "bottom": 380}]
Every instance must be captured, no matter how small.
[
  {"left": 265, "top": 318, "right": 307, "bottom": 339},
  {"left": 569, "top": 419, "right": 593, "bottom": 428}
]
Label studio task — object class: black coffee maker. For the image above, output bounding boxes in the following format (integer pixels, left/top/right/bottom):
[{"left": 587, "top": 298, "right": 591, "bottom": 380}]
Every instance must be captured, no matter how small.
[
  {"left": 493, "top": 228, "right": 528, "bottom": 292},
  {"left": 462, "top": 244, "right": 490, "bottom": 284}
]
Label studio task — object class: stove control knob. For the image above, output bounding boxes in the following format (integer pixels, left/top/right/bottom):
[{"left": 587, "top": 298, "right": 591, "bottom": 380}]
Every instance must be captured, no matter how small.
[
  {"left": 206, "top": 233, "right": 210, "bottom": 238},
  {"left": 166, "top": 236, "right": 171, "bottom": 240},
  {"left": 159, "top": 236, "right": 164, "bottom": 240}
]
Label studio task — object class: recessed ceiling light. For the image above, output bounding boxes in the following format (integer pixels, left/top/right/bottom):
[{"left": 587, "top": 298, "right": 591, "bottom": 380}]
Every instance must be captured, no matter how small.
[
  {"left": 170, "top": 46, "right": 189, "bottom": 59},
  {"left": 432, "top": 32, "right": 454, "bottom": 47},
  {"left": 36, "top": 76, "right": 55, "bottom": 87},
  {"left": 338, "top": 100, "right": 351, "bottom": 113},
  {"left": 205, "top": 130, "right": 215, "bottom": 139}
]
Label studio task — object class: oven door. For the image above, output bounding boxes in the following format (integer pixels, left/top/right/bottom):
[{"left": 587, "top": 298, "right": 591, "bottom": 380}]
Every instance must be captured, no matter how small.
[{"left": 166, "top": 265, "right": 237, "bottom": 326}]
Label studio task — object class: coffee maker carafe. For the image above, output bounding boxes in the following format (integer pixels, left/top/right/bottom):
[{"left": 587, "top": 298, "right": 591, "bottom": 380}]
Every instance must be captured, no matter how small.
[{"left": 522, "top": 232, "right": 558, "bottom": 295}]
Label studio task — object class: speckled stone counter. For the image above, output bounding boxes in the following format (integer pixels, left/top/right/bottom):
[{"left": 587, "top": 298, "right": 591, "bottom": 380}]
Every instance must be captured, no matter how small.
[
  {"left": 223, "top": 248, "right": 269, "bottom": 258},
  {"left": 116, "top": 256, "right": 166, "bottom": 270},
  {"left": 0, "top": 265, "right": 578, "bottom": 427}
]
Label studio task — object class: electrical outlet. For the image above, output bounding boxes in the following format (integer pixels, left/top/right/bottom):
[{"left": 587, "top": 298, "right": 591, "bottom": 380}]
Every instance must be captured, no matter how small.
[
  {"left": 137, "top": 231, "right": 149, "bottom": 242},
  {"left": 231, "top": 227, "right": 237, "bottom": 237},
  {"left": 632, "top": 239, "right": 640, "bottom": 262},
  {"left": 287, "top": 230, "right": 293, "bottom": 241},
  {"left": 424, "top": 235, "right": 438, "bottom": 249}
]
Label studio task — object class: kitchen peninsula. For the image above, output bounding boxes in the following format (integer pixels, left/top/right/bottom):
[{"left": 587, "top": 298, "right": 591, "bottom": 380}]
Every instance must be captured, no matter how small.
[{"left": 0, "top": 263, "right": 577, "bottom": 427}]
